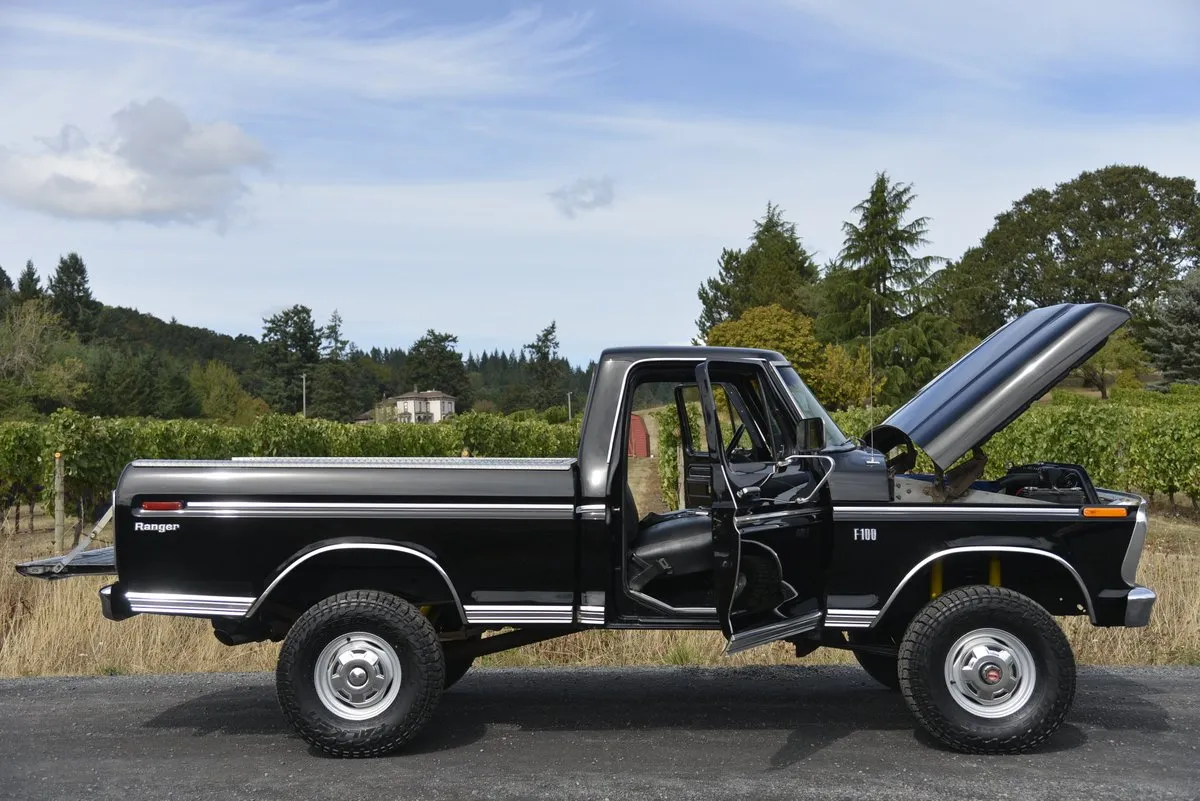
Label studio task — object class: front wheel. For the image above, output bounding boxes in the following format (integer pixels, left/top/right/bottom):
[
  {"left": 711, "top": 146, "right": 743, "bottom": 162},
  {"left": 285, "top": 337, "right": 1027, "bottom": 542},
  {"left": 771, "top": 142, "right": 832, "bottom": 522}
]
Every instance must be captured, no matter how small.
[
  {"left": 276, "top": 590, "right": 445, "bottom": 757},
  {"left": 898, "top": 585, "right": 1076, "bottom": 755}
]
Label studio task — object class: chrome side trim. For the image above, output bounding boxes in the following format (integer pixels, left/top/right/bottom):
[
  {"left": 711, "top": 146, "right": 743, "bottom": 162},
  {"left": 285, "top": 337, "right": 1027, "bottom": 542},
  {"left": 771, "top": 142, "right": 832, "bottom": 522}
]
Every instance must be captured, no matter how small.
[
  {"left": 576, "top": 503, "right": 607, "bottom": 521},
  {"left": 126, "top": 591, "right": 255, "bottom": 618},
  {"left": 833, "top": 505, "right": 1082, "bottom": 522},
  {"left": 824, "top": 609, "right": 879, "bottom": 629},
  {"left": 245, "top": 543, "right": 467, "bottom": 621},
  {"left": 1122, "top": 497, "right": 1149, "bottom": 585},
  {"left": 170, "top": 501, "right": 575, "bottom": 520},
  {"left": 725, "top": 609, "right": 823, "bottom": 655},
  {"left": 133, "top": 457, "right": 578, "bottom": 471},
  {"left": 578, "top": 605, "right": 606, "bottom": 625},
  {"left": 463, "top": 604, "right": 574, "bottom": 624},
  {"left": 873, "top": 545, "right": 1096, "bottom": 625}
]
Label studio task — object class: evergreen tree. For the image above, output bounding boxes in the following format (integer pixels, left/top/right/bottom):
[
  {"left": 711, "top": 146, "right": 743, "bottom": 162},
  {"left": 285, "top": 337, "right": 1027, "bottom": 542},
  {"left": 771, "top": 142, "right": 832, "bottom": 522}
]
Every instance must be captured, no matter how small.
[
  {"left": 17, "top": 261, "right": 42, "bottom": 302},
  {"left": 819, "top": 172, "right": 943, "bottom": 343},
  {"left": 524, "top": 321, "right": 569, "bottom": 410},
  {"left": 406, "top": 329, "right": 470, "bottom": 409},
  {"left": 257, "top": 304, "right": 321, "bottom": 414},
  {"left": 696, "top": 203, "right": 821, "bottom": 338},
  {"left": 0, "top": 264, "right": 13, "bottom": 294},
  {"left": 1145, "top": 271, "right": 1200, "bottom": 382},
  {"left": 47, "top": 252, "right": 101, "bottom": 337}
]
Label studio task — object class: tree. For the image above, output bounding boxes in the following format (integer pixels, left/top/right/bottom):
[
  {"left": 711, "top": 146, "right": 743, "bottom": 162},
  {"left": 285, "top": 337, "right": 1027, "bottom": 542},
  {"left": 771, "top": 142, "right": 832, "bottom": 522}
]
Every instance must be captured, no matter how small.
[
  {"left": 321, "top": 309, "right": 350, "bottom": 361},
  {"left": 257, "top": 305, "right": 321, "bottom": 414},
  {"left": 16, "top": 261, "right": 42, "bottom": 302},
  {"left": 808, "top": 343, "right": 886, "bottom": 411},
  {"left": 706, "top": 304, "right": 822, "bottom": 372},
  {"left": 406, "top": 329, "right": 470, "bottom": 409},
  {"left": 0, "top": 264, "right": 12, "bottom": 294},
  {"left": 1144, "top": 270, "right": 1200, "bottom": 382},
  {"left": 47, "top": 252, "right": 101, "bottom": 336},
  {"left": 189, "top": 360, "right": 269, "bottom": 424},
  {"left": 524, "top": 321, "right": 570, "bottom": 410},
  {"left": 871, "top": 312, "right": 962, "bottom": 404},
  {"left": 0, "top": 299, "right": 88, "bottom": 416},
  {"left": 925, "top": 248, "right": 1009, "bottom": 340},
  {"left": 696, "top": 203, "right": 821, "bottom": 338},
  {"left": 1077, "top": 328, "right": 1146, "bottom": 399},
  {"left": 818, "top": 172, "right": 943, "bottom": 343},
  {"left": 967, "top": 165, "right": 1200, "bottom": 320}
]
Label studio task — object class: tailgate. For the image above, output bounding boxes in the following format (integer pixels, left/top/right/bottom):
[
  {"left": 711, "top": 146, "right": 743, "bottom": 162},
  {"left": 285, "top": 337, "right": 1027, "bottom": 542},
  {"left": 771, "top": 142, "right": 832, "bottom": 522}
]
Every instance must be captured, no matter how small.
[{"left": 16, "top": 546, "right": 117, "bottom": 580}]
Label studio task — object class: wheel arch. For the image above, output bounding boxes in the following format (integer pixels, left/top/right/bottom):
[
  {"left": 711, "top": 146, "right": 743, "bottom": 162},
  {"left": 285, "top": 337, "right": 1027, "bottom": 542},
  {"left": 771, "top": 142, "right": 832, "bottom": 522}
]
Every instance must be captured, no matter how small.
[
  {"left": 246, "top": 539, "right": 466, "bottom": 630},
  {"left": 873, "top": 546, "right": 1095, "bottom": 632}
]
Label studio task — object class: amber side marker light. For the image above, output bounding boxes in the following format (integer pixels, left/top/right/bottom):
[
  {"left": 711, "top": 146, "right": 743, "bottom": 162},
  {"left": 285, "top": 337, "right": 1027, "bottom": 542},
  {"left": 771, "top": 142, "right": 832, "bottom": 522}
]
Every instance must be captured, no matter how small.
[
  {"left": 141, "top": 501, "right": 184, "bottom": 511},
  {"left": 1082, "top": 506, "right": 1129, "bottom": 518}
]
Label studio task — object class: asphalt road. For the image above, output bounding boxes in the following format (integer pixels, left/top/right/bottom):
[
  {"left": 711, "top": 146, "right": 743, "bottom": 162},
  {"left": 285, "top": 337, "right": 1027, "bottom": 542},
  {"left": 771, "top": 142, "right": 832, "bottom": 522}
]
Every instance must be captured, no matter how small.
[{"left": 1, "top": 666, "right": 1197, "bottom": 801}]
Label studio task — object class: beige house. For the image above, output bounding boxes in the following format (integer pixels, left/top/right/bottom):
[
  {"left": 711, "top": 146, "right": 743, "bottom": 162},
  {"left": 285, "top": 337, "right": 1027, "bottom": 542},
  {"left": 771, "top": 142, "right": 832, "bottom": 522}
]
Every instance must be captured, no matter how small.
[{"left": 386, "top": 390, "right": 457, "bottom": 423}]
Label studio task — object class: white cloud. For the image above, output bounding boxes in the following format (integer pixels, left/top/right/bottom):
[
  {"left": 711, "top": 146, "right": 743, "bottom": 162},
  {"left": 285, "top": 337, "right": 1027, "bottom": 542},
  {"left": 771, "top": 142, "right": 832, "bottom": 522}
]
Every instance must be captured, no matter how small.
[
  {"left": 0, "top": 98, "right": 268, "bottom": 225},
  {"left": 549, "top": 176, "right": 615, "bottom": 218}
]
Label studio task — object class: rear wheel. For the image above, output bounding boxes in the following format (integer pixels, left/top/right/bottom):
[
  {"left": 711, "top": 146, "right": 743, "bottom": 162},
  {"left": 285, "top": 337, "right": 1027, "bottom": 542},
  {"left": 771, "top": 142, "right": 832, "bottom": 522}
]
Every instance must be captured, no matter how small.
[
  {"left": 898, "top": 585, "right": 1075, "bottom": 755},
  {"left": 276, "top": 590, "right": 444, "bottom": 757}
]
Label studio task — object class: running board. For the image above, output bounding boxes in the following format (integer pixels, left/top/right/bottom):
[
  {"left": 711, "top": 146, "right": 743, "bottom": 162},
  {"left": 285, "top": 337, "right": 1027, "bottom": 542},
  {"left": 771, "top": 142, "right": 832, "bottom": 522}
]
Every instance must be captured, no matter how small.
[{"left": 724, "top": 610, "right": 823, "bottom": 655}]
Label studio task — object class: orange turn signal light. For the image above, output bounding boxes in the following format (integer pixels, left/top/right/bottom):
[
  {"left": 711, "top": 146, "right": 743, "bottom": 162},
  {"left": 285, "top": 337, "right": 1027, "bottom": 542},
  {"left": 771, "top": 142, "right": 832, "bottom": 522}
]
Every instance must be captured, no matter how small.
[{"left": 1082, "top": 506, "right": 1129, "bottom": 518}]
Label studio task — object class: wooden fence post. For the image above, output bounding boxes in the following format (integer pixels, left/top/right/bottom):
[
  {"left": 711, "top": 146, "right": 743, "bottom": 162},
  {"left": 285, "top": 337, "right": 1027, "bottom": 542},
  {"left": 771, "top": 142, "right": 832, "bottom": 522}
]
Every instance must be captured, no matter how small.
[{"left": 53, "top": 452, "right": 65, "bottom": 552}]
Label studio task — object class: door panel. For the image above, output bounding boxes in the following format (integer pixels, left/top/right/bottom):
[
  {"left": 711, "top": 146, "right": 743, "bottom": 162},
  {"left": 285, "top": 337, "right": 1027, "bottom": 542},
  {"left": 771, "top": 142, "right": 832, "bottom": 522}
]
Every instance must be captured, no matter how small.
[{"left": 695, "top": 360, "right": 831, "bottom": 653}]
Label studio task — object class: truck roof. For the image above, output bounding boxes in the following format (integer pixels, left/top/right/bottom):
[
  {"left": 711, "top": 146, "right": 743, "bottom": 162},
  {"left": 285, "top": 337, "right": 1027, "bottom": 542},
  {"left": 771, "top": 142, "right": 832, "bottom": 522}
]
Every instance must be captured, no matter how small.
[{"left": 597, "top": 345, "right": 788, "bottom": 363}]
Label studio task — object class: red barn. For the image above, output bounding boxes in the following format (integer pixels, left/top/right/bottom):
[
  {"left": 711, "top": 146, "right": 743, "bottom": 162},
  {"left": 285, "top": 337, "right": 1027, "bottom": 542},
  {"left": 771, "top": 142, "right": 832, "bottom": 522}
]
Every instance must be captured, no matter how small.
[{"left": 627, "top": 413, "right": 651, "bottom": 458}]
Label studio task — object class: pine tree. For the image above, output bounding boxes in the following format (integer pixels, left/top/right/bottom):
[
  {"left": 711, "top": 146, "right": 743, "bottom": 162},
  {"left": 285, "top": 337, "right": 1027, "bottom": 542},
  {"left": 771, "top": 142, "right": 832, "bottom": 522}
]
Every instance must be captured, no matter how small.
[
  {"left": 819, "top": 172, "right": 943, "bottom": 342},
  {"left": 695, "top": 203, "right": 820, "bottom": 338},
  {"left": 0, "top": 264, "right": 13, "bottom": 294},
  {"left": 1145, "top": 271, "right": 1200, "bottom": 382},
  {"left": 17, "top": 261, "right": 42, "bottom": 302},
  {"left": 47, "top": 252, "right": 100, "bottom": 336}
]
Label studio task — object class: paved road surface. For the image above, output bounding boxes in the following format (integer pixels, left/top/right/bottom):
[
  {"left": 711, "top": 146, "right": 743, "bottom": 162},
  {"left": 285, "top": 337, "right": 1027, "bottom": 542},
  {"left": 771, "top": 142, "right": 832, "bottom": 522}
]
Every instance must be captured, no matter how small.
[{"left": 1, "top": 666, "right": 1197, "bottom": 801}]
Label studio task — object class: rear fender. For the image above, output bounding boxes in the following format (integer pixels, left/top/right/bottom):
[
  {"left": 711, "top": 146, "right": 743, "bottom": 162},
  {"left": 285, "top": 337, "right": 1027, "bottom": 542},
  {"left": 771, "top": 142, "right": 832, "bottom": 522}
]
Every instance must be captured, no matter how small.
[{"left": 248, "top": 538, "right": 466, "bottom": 628}]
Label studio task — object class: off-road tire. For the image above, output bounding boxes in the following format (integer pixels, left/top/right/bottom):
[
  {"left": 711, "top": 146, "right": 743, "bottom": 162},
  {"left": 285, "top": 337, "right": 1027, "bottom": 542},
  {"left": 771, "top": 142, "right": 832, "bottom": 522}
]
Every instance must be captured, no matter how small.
[
  {"left": 276, "top": 590, "right": 444, "bottom": 757},
  {"left": 441, "top": 640, "right": 477, "bottom": 690},
  {"left": 898, "top": 585, "right": 1075, "bottom": 755}
]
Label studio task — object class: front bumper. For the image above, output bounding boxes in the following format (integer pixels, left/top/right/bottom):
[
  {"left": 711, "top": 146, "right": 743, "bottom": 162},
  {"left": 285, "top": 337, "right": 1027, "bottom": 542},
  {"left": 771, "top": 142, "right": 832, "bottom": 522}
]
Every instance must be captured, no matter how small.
[{"left": 1124, "top": 585, "right": 1156, "bottom": 628}]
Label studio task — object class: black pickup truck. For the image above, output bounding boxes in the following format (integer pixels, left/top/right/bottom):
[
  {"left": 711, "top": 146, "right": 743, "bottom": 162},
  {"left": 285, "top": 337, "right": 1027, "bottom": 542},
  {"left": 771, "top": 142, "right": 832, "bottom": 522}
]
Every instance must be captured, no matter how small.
[{"left": 18, "top": 302, "right": 1155, "bottom": 758}]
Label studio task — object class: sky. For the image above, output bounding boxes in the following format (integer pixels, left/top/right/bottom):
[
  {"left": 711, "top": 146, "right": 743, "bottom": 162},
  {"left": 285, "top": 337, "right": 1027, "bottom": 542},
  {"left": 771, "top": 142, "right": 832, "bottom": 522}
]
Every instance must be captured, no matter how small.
[{"left": 1, "top": 1, "right": 1199, "bottom": 365}]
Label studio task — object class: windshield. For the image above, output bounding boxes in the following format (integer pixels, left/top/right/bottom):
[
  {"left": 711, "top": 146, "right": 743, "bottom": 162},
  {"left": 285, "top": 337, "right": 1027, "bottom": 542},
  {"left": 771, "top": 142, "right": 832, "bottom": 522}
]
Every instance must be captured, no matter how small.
[{"left": 774, "top": 364, "right": 849, "bottom": 448}]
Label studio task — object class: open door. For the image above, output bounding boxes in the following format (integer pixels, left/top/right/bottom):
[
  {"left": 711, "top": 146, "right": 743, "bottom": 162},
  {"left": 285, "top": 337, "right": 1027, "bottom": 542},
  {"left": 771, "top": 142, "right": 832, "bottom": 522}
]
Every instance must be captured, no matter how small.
[{"left": 694, "top": 361, "right": 830, "bottom": 654}]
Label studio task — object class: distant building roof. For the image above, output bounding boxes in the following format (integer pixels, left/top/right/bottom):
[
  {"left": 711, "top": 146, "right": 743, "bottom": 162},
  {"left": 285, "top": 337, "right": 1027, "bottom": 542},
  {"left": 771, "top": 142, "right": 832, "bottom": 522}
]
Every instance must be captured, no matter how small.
[{"left": 391, "top": 390, "right": 457, "bottom": 400}]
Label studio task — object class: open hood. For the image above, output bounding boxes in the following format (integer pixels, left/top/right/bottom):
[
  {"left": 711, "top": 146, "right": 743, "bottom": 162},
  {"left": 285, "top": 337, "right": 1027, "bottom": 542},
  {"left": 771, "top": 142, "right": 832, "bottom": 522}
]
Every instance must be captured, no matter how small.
[{"left": 876, "top": 302, "right": 1131, "bottom": 471}]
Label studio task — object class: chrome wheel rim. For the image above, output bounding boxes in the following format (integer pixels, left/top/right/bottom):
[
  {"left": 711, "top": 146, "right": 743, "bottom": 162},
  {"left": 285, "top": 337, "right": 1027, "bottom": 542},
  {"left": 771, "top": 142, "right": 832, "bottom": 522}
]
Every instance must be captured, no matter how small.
[
  {"left": 943, "top": 627, "right": 1036, "bottom": 719},
  {"left": 314, "top": 631, "right": 402, "bottom": 721}
]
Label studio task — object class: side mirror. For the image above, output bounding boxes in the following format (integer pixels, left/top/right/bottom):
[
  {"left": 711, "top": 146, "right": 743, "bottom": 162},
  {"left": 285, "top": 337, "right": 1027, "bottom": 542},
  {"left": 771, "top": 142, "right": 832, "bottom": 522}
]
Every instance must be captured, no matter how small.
[{"left": 798, "top": 417, "right": 825, "bottom": 452}]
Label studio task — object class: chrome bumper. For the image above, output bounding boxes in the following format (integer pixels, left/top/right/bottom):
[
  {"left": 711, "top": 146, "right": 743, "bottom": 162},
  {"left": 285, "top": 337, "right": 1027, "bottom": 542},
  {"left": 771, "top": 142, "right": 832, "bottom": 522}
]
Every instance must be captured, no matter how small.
[{"left": 1124, "top": 586, "right": 1156, "bottom": 628}]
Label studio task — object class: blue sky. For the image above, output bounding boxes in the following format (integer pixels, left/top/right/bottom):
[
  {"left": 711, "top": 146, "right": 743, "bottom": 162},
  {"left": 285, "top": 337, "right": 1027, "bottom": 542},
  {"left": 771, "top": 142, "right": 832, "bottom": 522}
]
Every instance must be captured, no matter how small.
[{"left": 1, "top": 1, "right": 1198, "bottom": 365}]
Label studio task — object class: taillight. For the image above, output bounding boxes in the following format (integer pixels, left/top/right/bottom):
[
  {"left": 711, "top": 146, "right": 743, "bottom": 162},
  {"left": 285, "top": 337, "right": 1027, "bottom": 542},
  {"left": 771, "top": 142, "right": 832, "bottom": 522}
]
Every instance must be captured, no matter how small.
[{"left": 141, "top": 501, "right": 184, "bottom": 511}]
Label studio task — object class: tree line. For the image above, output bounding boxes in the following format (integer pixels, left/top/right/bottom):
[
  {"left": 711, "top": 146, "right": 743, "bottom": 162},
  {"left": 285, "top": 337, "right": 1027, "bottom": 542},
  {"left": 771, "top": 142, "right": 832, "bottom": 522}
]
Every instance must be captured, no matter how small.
[
  {"left": 696, "top": 164, "right": 1200, "bottom": 406},
  {"left": 0, "top": 256, "right": 594, "bottom": 424}
]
